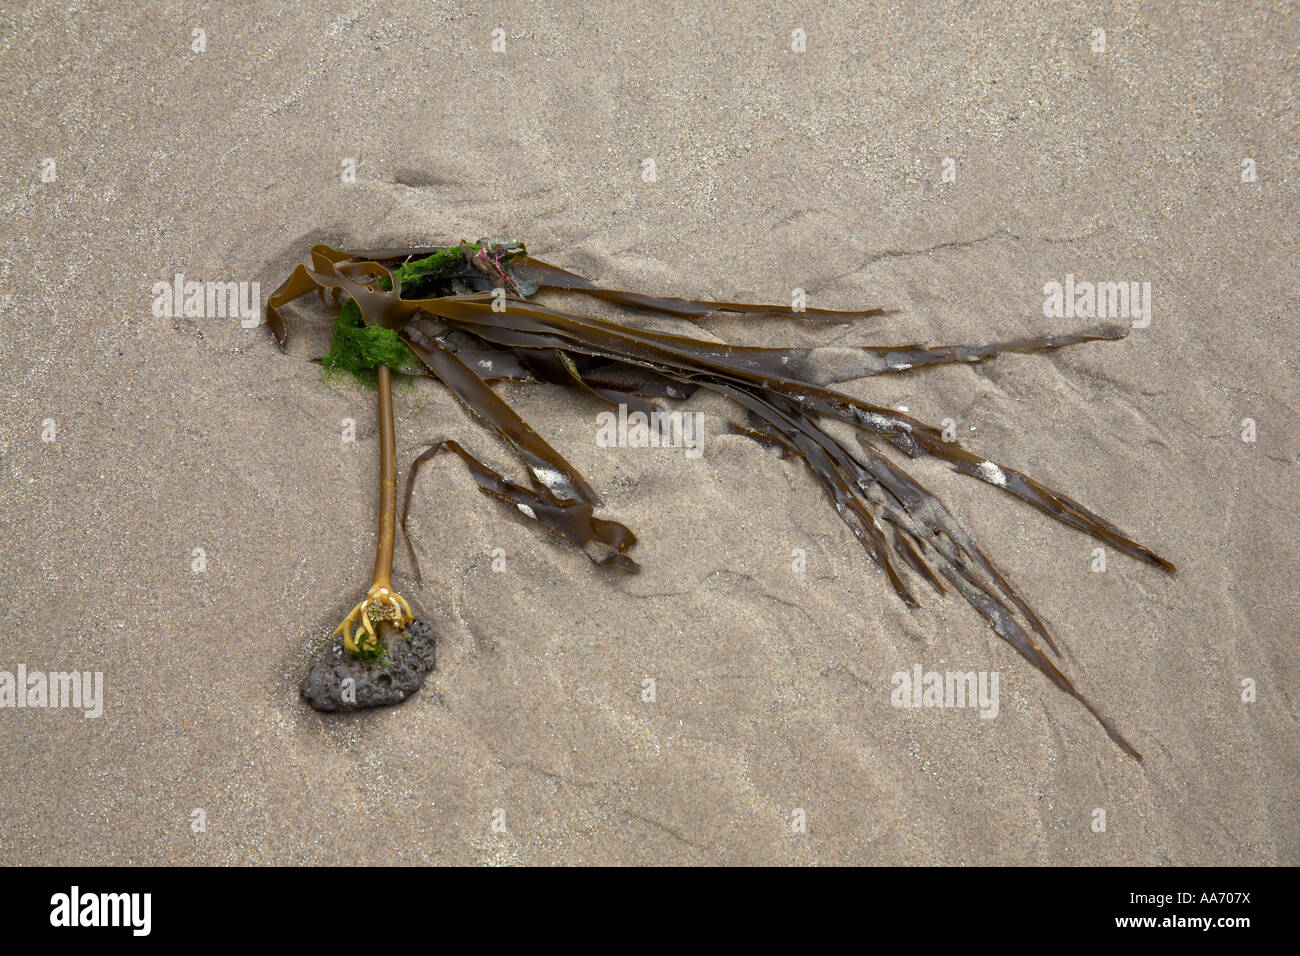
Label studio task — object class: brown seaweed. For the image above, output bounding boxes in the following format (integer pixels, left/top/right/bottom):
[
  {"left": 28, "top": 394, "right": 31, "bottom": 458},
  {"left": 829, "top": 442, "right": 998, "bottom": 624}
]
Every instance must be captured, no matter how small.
[
  {"left": 330, "top": 361, "right": 414, "bottom": 656},
  {"left": 267, "top": 241, "right": 1174, "bottom": 759}
]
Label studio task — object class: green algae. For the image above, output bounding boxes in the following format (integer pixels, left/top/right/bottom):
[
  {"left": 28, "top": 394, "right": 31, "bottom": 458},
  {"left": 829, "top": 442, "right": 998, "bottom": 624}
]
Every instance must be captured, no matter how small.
[
  {"left": 321, "top": 298, "right": 416, "bottom": 388},
  {"left": 321, "top": 242, "right": 530, "bottom": 386}
]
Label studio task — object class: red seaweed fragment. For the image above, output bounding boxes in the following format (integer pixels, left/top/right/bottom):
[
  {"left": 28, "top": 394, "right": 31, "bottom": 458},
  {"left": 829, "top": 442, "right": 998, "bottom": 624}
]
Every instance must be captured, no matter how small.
[{"left": 268, "top": 240, "right": 1174, "bottom": 760}]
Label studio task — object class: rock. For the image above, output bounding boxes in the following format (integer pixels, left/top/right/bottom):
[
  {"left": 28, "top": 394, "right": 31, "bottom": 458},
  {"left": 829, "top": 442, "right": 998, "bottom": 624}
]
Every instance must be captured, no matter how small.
[{"left": 300, "top": 619, "right": 436, "bottom": 712}]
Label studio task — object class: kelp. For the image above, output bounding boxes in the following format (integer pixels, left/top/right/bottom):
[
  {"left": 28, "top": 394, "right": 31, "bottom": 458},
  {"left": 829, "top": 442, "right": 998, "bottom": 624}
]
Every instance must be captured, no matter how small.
[{"left": 267, "top": 240, "right": 1174, "bottom": 759}]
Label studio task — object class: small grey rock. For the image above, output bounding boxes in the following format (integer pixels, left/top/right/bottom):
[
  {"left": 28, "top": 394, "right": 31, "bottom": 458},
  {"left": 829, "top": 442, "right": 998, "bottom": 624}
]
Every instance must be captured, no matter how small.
[{"left": 301, "top": 619, "right": 436, "bottom": 712}]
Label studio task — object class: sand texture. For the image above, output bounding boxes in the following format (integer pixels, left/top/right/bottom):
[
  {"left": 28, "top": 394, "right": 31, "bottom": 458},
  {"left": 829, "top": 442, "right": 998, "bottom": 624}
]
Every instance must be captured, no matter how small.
[{"left": 1, "top": 1, "right": 1296, "bottom": 864}]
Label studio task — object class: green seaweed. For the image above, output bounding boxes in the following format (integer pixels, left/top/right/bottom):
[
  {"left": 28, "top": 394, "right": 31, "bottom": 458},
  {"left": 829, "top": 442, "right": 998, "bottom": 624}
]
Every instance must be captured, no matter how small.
[
  {"left": 321, "top": 298, "right": 417, "bottom": 387},
  {"left": 351, "top": 634, "right": 390, "bottom": 666},
  {"left": 321, "top": 241, "right": 531, "bottom": 386}
]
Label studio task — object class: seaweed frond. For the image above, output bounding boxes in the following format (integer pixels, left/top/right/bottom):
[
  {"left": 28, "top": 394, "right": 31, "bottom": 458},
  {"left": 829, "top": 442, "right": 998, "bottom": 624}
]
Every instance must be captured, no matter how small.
[{"left": 267, "top": 240, "right": 1175, "bottom": 759}]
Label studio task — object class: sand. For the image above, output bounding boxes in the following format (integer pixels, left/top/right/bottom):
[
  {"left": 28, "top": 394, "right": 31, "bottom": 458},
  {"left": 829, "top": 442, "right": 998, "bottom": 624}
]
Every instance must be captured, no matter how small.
[{"left": 1, "top": 1, "right": 1295, "bottom": 865}]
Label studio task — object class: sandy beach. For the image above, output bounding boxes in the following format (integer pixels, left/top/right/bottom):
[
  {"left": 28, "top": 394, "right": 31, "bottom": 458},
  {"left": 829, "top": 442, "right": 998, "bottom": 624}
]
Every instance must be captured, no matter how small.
[{"left": 1, "top": 1, "right": 1296, "bottom": 865}]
